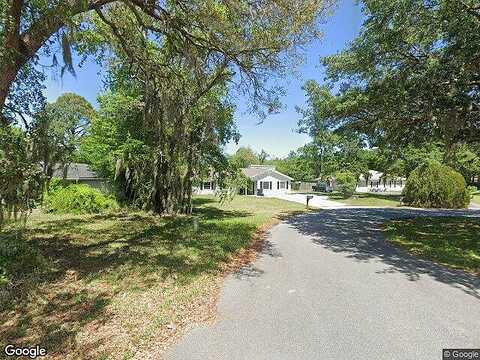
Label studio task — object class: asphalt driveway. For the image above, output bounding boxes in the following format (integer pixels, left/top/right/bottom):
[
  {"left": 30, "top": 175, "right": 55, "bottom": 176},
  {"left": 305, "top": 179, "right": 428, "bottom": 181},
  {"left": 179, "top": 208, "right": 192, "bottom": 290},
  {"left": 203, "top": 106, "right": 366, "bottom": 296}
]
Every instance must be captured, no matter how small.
[{"left": 165, "top": 208, "right": 480, "bottom": 360}]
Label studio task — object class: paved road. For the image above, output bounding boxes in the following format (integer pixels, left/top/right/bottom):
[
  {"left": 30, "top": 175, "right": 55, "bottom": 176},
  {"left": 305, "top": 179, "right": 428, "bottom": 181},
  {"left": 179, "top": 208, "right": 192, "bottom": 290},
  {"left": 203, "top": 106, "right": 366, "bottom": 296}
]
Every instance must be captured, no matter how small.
[{"left": 165, "top": 208, "right": 480, "bottom": 360}]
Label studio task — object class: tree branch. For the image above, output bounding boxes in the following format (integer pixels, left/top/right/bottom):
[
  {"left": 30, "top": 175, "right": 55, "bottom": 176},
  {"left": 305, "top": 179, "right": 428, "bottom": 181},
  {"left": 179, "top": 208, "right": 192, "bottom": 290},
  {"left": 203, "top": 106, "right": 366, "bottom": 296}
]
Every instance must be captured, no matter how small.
[{"left": 460, "top": 1, "right": 480, "bottom": 22}]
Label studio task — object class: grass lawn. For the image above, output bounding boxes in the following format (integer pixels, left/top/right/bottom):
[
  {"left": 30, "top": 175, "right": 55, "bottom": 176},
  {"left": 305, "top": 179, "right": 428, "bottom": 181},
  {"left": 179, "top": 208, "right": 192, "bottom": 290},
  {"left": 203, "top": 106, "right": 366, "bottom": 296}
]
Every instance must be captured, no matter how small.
[
  {"left": 472, "top": 193, "right": 480, "bottom": 205},
  {"left": 0, "top": 196, "right": 304, "bottom": 359},
  {"left": 328, "top": 192, "right": 401, "bottom": 207},
  {"left": 384, "top": 217, "right": 480, "bottom": 273}
]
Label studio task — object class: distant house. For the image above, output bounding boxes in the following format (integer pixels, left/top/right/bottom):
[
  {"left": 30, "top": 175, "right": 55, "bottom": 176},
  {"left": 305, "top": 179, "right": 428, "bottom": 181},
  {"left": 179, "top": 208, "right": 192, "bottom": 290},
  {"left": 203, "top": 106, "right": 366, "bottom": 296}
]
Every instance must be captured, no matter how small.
[
  {"left": 241, "top": 165, "right": 293, "bottom": 196},
  {"left": 193, "top": 165, "right": 293, "bottom": 196},
  {"left": 313, "top": 170, "right": 406, "bottom": 193},
  {"left": 52, "top": 163, "right": 109, "bottom": 191},
  {"left": 192, "top": 168, "right": 218, "bottom": 195},
  {"left": 357, "top": 170, "right": 406, "bottom": 193},
  {"left": 193, "top": 177, "right": 218, "bottom": 195}
]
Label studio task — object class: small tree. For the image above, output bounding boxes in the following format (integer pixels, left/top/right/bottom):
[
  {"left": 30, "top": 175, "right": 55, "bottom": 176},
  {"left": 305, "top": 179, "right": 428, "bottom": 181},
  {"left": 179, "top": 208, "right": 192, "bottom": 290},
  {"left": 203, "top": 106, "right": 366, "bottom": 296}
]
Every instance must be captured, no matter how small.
[
  {"left": 259, "top": 150, "right": 269, "bottom": 164},
  {"left": 31, "top": 93, "right": 95, "bottom": 182},
  {"left": 335, "top": 171, "right": 357, "bottom": 198},
  {"left": 402, "top": 160, "right": 470, "bottom": 209},
  {"left": 0, "top": 126, "right": 44, "bottom": 227},
  {"left": 230, "top": 147, "right": 260, "bottom": 169},
  {"left": 216, "top": 171, "right": 249, "bottom": 204}
]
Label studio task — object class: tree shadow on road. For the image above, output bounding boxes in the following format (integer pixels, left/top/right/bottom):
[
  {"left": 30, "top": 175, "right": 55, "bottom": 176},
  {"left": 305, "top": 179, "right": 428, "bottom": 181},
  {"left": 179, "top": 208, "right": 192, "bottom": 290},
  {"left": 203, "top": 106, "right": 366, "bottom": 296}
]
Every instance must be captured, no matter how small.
[{"left": 284, "top": 208, "right": 480, "bottom": 299}]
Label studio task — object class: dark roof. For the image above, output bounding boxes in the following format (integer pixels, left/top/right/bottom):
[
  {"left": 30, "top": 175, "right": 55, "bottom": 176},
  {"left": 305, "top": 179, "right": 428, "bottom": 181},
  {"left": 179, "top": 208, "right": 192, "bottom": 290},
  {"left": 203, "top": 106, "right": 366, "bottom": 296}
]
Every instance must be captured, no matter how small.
[
  {"left": 52, "top": 163, "right": 101, "bottom": 180},
  {"left": 241, "top": 165, "right": 293, "bottom": 181}
]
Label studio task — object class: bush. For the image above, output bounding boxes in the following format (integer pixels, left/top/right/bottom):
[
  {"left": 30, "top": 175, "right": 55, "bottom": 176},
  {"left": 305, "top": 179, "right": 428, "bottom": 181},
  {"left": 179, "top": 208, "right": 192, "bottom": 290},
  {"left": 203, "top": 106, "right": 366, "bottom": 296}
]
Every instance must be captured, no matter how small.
[
  {"left": 402, "top": 161, "right": 470, "bottom": 209},
  {"left": 335, "top": 171, "right": 357, "bottom": 197},
  {"left": 46, "top": 177, "right": 67, "bottom": 194},
  {"left": 44, "top": 184, "right": 118, "bottom": 214}
]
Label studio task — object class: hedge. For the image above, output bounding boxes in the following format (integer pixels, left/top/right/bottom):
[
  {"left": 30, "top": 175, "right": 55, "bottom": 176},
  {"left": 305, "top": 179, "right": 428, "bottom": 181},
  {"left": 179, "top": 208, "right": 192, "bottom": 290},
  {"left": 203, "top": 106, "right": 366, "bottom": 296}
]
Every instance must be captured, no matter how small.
[{"left": 402, "top": 161, "right": 469, "bottom": 209}]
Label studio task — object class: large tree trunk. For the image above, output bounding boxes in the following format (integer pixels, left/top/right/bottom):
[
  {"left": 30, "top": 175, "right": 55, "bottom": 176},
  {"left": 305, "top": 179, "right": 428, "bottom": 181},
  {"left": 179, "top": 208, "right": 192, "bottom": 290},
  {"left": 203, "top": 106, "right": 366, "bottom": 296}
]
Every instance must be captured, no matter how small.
[
  {"left": 182, "top": 146, "right": 195, "bottom": 215},
  {"left": 148, "top": 137, "right": 198, "bottom": 215},
  {"left": 1, "top": 0, "right": 24, "bottom": 123},
  {"left": 0, "top": 63, "right": 19, "bottom": 119}
]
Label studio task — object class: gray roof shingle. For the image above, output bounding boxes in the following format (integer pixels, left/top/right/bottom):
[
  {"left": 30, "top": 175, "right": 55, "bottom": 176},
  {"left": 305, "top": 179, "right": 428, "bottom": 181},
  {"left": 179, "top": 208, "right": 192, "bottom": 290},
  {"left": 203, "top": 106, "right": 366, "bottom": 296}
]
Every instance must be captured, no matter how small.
[
  {"left": 52, "top": 163, "right": 101, "bottom": 180},
  {"left": 241, "top": 165, "right": 293, "bottom": 181}
]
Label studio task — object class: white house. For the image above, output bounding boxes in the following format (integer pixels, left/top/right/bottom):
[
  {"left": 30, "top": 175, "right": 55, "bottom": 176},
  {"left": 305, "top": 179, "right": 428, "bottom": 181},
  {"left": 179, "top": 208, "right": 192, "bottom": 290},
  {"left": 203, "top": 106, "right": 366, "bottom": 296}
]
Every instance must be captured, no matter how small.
[
  {"left": 193, "top": 173, "right": 217, "bottom": 195},
  {"left": 241, "top": 165, "right": 293, "bottom": 196},
  {"left": 357, "top": 170, "right": 406, "bottom": 193},
  {"left": 193, "top": 165, "right": 293, "bottom": 196},
  {"left": 313, "top": 170, "right": 406, "bottom": 193},
  {"left": 193, "top": 180, "right": 217, "bottom": 195}
]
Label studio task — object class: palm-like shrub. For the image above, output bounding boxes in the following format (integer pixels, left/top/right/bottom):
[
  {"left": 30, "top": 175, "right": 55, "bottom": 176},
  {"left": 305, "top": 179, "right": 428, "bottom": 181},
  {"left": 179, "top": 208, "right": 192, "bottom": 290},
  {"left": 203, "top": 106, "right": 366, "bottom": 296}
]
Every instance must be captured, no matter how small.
[{"left": 403, "top": 161, "right": 469, "bottom": 209}]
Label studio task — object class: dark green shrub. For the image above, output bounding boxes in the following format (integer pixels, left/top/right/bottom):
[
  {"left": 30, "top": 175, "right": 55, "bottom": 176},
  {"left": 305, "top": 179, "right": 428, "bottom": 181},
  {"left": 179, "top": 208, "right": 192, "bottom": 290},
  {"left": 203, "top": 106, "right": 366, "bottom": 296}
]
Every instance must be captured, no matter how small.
[
  {"left": 44, "top": 184, "right": 118, "bottom": 214},
  {"left": 403, "top": 161, "right": 470, "bottom": 209},
  {"left": 46, "top": 177, "right": 67, "bottom": 194},
  {"left": 335, "top": 171, "right": 357, "bottom": 197}
]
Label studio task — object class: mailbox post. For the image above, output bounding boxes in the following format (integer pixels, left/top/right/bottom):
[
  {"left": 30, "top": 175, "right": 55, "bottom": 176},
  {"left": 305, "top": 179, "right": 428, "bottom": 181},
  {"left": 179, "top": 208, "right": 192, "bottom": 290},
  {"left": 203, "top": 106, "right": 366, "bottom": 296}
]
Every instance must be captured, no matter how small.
[
  {"left": 193, "top": 217, "right": 199, "bottom": 232},
  {"left": 306, "top": 195, "right": 313, "bottom": 208}
]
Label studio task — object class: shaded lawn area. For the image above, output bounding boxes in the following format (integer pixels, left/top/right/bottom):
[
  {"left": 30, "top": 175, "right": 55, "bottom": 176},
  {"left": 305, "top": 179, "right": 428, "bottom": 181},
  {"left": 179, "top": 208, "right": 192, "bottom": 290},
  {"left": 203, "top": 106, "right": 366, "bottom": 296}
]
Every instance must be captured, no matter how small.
[
  {"left": 328, "top": 192, "right": 401, "bottom": 207},
  {"left": 384, "top": 217, "right": 480, "bottom": 274},
  {"left": 0, "top": 195, "right": 304, "bottom": 359}
]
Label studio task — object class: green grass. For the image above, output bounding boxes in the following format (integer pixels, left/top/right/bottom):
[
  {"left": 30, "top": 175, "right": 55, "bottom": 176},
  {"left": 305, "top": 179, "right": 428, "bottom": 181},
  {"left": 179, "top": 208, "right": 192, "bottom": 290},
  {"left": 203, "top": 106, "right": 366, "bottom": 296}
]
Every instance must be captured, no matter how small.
[
  {"left": 0, "top": 195, "right": 304, "bottom": 359},
  {"left": 384, "top": 217, "right": 480, "bottom": 273},
  {"left": 328, "top": 192, "right": 401, "bottom": 207},
  {"left": 472, "top": 193, "right": 480, "bottom": 205}
]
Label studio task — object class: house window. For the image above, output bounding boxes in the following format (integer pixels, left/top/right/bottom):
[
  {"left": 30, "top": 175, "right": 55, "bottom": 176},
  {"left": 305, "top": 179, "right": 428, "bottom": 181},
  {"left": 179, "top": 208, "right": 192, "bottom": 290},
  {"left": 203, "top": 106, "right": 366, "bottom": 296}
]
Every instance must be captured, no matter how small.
[
  {"left": 278, "top": 181, "right": 286, "bottom": 189},
  {"left": 261, "top": 181, "right": 271, "bottom": 190},
  {"left": 203, "top": 182, "right": 211, "bottom": 190}
]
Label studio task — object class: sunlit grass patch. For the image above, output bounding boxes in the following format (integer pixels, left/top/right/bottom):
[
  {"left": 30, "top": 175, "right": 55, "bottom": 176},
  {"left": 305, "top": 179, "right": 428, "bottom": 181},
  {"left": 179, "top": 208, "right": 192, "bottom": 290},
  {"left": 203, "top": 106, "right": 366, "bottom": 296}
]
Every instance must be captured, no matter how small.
[
  {"left": 472, "top": 193, "right": 480, "bottom": 205},
  {"left": 329, "top": 192, "right": 401, "bottom": 207}
]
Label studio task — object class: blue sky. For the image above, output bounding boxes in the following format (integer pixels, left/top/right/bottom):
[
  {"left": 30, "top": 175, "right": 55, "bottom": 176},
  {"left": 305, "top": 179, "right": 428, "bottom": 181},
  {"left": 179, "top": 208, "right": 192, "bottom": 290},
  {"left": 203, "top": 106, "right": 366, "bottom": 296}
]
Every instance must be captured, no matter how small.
[{"left": 42, "top": 0, "right": 363, "bottom": 158}]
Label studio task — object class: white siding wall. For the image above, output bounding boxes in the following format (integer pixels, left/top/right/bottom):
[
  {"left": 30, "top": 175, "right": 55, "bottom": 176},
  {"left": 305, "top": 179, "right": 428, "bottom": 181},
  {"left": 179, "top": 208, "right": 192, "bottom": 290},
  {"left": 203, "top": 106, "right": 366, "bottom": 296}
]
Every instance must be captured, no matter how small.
[
  {"left": 255, "top": 175, "right": 291, "bottom": 195},
  {"left": 356, "top": 178, "right": 405, "bottom": 193},
  {"left": 193, "top": 188, "right": 215, "bottom": 195},
  {"left": 192, "top": 181, "right": 216, "bottom": 195}
]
